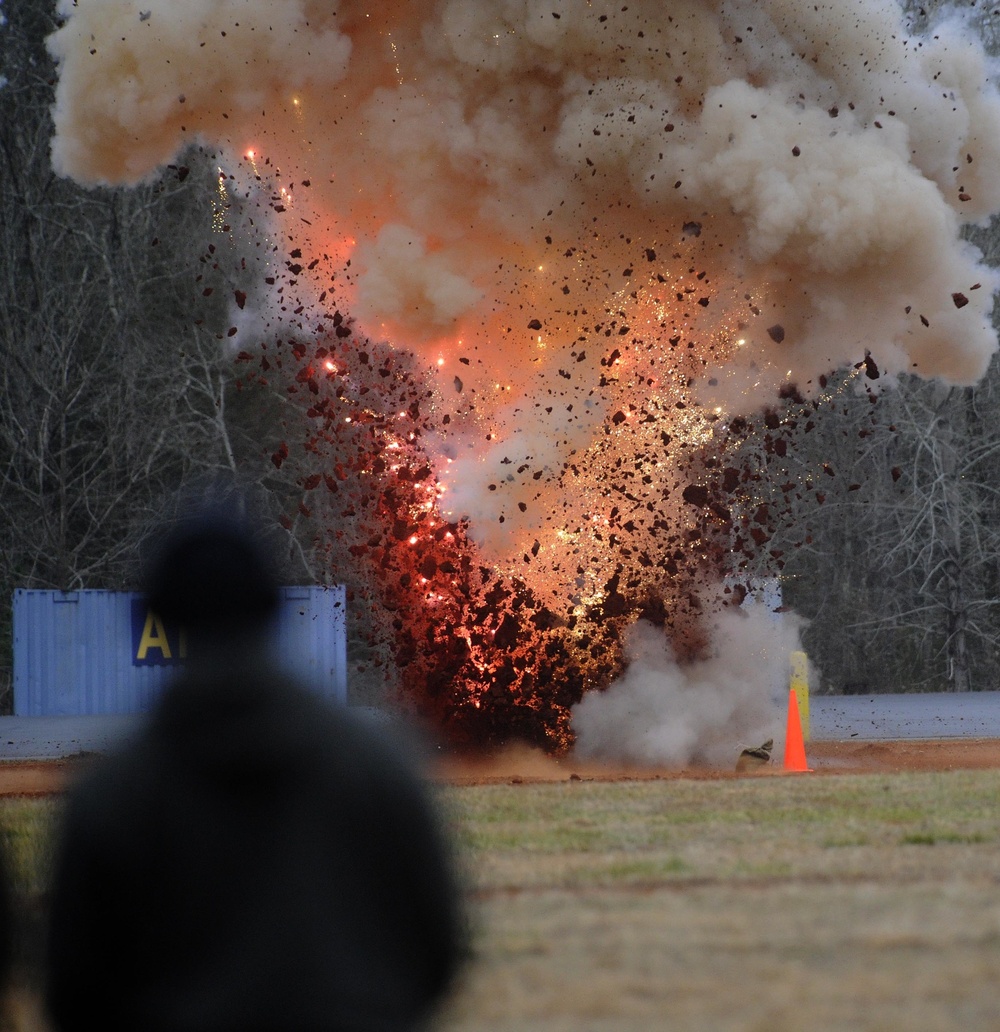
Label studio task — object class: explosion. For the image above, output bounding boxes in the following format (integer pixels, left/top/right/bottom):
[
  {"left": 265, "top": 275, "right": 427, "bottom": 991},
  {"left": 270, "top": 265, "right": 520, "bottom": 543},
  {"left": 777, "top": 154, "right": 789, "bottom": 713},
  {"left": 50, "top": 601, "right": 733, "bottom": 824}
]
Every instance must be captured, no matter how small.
[{"left": 47, "top": 1, "right": 1000, "bottom": 757}]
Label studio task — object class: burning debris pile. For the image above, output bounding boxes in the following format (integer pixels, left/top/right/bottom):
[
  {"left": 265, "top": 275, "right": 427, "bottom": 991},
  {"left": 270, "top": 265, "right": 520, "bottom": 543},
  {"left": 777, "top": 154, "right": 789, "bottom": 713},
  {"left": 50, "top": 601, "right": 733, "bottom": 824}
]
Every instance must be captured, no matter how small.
[{"left": 46, "top": 1, "right": 1000, "bottom": 757}]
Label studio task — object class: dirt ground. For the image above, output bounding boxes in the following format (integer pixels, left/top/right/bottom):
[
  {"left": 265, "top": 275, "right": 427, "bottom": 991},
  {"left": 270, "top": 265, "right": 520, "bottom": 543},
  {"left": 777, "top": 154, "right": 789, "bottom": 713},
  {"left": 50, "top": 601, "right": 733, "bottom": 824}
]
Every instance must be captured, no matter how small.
[
  {"left": 0, "top": 760, "right": 84, "bottom": 797},
  {"left": 433, "top": 737, "right": 1000, "bottom": 785},
  {"left": 4, "top": 738, "right": 999, "bottom": 797}
]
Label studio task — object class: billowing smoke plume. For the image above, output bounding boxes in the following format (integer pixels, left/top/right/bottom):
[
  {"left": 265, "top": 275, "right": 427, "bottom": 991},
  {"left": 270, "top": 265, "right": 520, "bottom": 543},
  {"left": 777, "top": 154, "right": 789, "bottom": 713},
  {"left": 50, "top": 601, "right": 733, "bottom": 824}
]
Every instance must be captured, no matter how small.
[
  {"left": 49, "top": 1, "right": 1000, "bottom": 544},
  {"left": 46, "top": 1, "right": 1000, "bottom": 758},
  {"left": 573, "top": 606, "right": 800, "bottom": 767}
]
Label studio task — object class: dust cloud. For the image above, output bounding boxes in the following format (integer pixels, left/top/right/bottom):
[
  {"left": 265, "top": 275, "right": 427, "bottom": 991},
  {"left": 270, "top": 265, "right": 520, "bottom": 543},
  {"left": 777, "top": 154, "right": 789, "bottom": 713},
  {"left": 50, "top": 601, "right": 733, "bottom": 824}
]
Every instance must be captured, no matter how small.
[{"left": 572, "top": 606, "right": 798, "bottom": 767}]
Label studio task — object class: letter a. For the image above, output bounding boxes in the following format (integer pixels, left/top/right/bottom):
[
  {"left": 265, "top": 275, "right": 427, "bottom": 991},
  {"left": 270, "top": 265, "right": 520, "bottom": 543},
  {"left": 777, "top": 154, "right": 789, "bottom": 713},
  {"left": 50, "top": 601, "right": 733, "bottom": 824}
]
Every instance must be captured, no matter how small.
[{"left": 136, "top": 610, "right": 172, "bottom": 661}]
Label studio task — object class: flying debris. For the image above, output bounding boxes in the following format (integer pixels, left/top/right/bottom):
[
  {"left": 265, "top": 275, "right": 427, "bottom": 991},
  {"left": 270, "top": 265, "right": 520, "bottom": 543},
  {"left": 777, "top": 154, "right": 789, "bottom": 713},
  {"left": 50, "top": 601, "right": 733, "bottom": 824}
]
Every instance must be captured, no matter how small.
[{"left": 735, "top": 738, "right": 774, "bottom": 773}]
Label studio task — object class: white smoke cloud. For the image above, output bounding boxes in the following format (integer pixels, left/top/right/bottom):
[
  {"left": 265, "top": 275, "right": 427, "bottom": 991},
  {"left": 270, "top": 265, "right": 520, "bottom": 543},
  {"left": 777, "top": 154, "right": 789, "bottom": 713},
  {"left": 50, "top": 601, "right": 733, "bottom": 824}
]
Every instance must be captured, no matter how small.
[
  {"left": 354, "top": 225, "right": 484, "bottom": 336},
  {"left": 46, "top": 1, "right": 1000, "bottom": 559},
  {"left": 47, "top": 0, "right": 351, "bottom": 186},
  {"left": 571, "top": 606, "right": 801, "bottom": 767},
  {"left": 48, "top": 2, "right": 1000, "bottom": 372}
]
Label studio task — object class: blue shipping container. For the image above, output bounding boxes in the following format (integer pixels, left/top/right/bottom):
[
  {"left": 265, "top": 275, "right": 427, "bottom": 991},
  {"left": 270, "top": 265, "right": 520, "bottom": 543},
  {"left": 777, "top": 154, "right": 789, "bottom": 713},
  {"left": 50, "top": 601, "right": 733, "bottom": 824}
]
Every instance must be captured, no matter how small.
[{"left": 13, "top": 587, "right": 347, "bottom": 716}]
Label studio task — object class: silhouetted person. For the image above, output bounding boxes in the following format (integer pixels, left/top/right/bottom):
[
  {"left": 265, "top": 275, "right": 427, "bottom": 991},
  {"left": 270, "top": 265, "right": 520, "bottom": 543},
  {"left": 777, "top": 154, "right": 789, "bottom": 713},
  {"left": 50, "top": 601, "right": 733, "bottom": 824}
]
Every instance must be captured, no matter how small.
[
  {"left": 0, "top": 840, "right": 12, "bottom": 999},
  {"left": 45, "top": 506, "right": 462, "bottom": 1031}
]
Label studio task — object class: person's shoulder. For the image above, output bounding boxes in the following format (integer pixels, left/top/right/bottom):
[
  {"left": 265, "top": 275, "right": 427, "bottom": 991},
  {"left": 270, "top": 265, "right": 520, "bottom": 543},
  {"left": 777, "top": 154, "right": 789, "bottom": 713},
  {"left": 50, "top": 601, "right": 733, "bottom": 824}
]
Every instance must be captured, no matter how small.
[
  {"left": 304, "top": 702, "right": 438, "bottom": 787},
  {"left": 59, "top": 725, "right": 163, "bottom": 826}
]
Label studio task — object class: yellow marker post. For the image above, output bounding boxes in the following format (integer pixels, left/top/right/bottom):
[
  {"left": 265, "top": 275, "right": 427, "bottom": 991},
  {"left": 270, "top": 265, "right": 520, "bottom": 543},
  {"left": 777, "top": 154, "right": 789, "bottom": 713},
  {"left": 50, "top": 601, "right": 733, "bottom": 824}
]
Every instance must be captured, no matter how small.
[{"left": 790, "top": 651, "right": 809, "bottom": 741}]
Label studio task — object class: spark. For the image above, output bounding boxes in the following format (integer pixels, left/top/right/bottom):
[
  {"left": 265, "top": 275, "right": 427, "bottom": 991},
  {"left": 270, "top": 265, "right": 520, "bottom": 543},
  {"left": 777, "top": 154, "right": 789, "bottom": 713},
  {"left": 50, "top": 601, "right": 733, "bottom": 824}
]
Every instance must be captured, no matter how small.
[{"left": 213, "top": 168, "right": 229, "bottom": 232}]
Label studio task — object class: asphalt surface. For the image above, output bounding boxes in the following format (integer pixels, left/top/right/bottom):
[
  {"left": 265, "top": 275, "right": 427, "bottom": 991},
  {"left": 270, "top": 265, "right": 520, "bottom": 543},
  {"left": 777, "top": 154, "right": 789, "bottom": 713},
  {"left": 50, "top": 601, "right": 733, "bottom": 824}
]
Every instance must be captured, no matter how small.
[
  {"left": 808, "top": 691, "right": 1000, "bottom": 741},
  {"left": 1, "top": 693, "right": 999, "bottom": 761},
  {"left": 0, "top": 714, "right": 139, "bottom": 761}
]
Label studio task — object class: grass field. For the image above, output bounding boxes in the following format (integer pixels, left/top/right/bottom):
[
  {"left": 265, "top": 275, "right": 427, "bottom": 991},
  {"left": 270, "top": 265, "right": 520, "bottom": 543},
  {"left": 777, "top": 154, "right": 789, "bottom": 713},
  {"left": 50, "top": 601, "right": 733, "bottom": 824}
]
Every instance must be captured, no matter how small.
[
  {"left": 2, "top": 768, "right": 1000, "bottom": 1030},
  {"left": 435, "top": 769, "right": 1000, "bottom": 1032}
]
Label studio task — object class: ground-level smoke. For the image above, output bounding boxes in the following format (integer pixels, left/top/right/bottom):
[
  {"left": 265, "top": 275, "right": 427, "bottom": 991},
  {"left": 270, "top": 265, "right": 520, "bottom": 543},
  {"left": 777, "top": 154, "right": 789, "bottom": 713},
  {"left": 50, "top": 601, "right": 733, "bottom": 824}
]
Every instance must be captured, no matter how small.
[{"left": 573, "top": 607, "right": 800, "bottom": 766}]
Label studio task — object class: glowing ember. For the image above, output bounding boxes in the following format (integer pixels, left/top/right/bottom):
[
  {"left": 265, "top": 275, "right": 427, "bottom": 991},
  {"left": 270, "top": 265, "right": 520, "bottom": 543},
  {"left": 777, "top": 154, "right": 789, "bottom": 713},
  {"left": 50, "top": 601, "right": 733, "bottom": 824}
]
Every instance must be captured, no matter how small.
[{"left": 46, "top": 1, "right": 1000, "bottom": 753}]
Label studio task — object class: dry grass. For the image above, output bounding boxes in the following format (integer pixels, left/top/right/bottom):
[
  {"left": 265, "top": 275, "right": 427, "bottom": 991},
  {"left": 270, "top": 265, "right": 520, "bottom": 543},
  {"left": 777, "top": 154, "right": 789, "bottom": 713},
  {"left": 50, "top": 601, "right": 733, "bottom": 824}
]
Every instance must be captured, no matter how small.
[
  {"left": 3, "top": 770, "right": 1000, "bottom": 1030},
  {"left": 0, "top": 800, "right": 60, "bottom": 901},
  {"left": 435, "top": 770, "right": 1000, "bottom": 1031}
]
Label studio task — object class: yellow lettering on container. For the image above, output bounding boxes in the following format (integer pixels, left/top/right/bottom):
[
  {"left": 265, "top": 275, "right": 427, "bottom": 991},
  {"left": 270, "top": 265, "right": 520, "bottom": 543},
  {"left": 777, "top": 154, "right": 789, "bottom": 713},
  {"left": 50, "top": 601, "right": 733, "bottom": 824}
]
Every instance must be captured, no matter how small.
[{"left": 136, "top": 610, "right": 172, "bottom": 661}]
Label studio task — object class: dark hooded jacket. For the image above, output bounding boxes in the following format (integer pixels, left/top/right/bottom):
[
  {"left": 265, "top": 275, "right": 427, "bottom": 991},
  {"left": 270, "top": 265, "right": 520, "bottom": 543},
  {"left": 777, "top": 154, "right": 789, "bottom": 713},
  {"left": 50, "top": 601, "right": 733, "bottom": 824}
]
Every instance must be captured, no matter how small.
[{"left": 45, "top": 660, "right": 462, "bottom": 1032}]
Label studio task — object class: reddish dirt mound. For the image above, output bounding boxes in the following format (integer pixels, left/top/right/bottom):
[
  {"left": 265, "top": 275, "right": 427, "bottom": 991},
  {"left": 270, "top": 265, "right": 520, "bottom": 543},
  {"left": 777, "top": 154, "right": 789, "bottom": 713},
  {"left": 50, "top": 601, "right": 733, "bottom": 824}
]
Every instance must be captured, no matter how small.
[
  {"left": 433, "top": 738, "right": 1000, "bottom": 785},
  {"left": 2, "top": 739, "right": 999, "bottom": 796},
  {"left": 0, "top": 760, "right": 81, "bottom": 797},
  {"left": 808, "top": 738, "right": 1000, "bottom": 773}
]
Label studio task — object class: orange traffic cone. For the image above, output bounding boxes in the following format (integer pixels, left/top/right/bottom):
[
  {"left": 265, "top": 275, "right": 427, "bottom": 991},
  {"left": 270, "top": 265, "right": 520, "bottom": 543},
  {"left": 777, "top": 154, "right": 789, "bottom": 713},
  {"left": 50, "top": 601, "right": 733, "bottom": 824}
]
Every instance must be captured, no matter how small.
[{"left": 783, "top": 688, "right": 812, "bottom": 772}]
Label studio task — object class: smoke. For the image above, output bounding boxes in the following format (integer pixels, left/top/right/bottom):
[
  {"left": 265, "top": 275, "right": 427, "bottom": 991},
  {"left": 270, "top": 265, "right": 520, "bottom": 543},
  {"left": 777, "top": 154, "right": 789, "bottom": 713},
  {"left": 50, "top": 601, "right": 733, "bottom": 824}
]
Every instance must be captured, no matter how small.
[
  {"left": 47, "top": 1, "right": 350, "bottom": 184},
  {"left": 48, "top": 1, "right": 1000, "bottom": 547},
  {"left": 572, "top": 606, "right": 800, "bottom": 767},
  {"left": 45, "top": 1, "right": 1000, "bottom": 755}
]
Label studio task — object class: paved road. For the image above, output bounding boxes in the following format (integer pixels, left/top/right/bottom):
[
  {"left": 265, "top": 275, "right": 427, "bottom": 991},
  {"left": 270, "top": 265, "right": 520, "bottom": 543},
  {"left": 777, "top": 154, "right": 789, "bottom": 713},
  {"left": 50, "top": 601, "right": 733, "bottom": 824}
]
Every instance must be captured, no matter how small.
[
  {"left": 0, "top": 707, "right": 394, "bottom": 761},
  {"left": 0, "top": 714, "right": 139, "bottom": 761},
  {"left": 809, "top": 691, "right": 1000, "bottom": 741},
  {"left": 0, "top": 692, "right": 999, "bottom": 760}
]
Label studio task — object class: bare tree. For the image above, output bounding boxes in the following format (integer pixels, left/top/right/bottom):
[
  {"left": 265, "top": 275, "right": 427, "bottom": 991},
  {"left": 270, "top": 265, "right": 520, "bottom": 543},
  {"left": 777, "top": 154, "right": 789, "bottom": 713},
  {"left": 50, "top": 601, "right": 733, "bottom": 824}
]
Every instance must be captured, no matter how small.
[
  {"left": 729, "top": 357, "right": 1000, "bottom": 694},
  {"left": 0, "top": 0, "right": 250, "bottom": 707}
]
